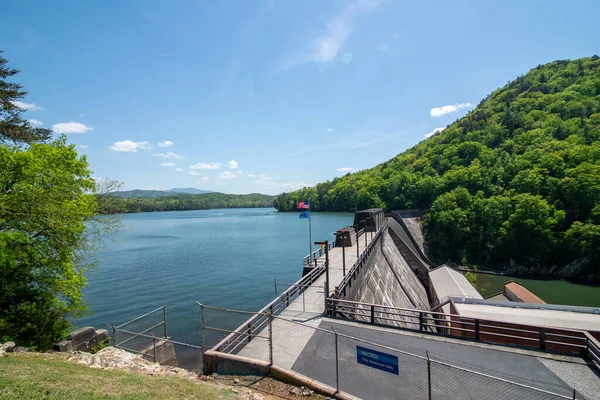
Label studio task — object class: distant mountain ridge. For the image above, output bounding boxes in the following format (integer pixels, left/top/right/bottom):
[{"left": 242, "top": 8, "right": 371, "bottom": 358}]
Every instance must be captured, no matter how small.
[{"left": 110, "top": 188, "right": 213, "bottom": 198}]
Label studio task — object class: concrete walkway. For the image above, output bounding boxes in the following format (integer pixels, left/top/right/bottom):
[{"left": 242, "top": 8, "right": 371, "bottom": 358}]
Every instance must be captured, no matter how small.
[{"left": 238, "top": 230, "right": 376, "bottom": 367}]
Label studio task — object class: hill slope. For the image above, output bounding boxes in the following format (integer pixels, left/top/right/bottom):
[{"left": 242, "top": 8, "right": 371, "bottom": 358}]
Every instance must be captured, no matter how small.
[{"left": 275, "top": 56, "right": 600, "bottom": 280}]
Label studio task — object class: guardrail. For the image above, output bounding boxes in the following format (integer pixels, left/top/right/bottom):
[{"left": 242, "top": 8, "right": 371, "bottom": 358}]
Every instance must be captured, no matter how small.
[
  {"left": 327, "top": 298, "right": 590, "bottom": 355},
  {"left": 333, "top": 220, "right": 388, "bottom": 298},
  {"left": 302, "top": 239, "right": 337, "bottom": 266},
  {"left": 207, "top": 260, "right": 327, "bottom": 354}
]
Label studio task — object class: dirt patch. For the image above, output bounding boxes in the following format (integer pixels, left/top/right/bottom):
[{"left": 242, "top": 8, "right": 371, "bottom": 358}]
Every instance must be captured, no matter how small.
[{"left": 212, "top": 375, "right": 331, "bottom": 399}]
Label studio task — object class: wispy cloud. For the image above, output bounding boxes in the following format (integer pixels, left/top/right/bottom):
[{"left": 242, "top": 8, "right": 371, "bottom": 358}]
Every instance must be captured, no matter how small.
[
  {"left": 337, "top": 167, "right": 356, "bottom": 172},
  {"left": 283, "top": 0, "right": 380, "bottom": 69},
  {"left": 78, "top": 144, "right": 88, "bottom": 149},
  {"left": 160, "top": 162, "right": 176, "bottom": 167},
  {"left": 219, "top": 171, "right": 237, "bottom": 180},
  {"left": 247, "top": 174, "right": 256, "bottom": 178},
  {"left": 174, "top": 168, "right": 183, "bottom": 172},
  {"left": 327, "top": 128, "right": 333, "bottom": 132},
  {"left": 28, "top": 119, "right": 43, "bottom": 126},
  {"left": 375, "top": 44, "right": 391, "bottom": 53},
  {"left": 109, "top": 140, "right": 152, "bottom": 152},
  {"left": 197, "top": 177, "right": 209, "bottom": 182},
  {"left": 153, "top": 152, "right": 185, "bottom": 159},
  {"left": 189, "top": 162, "right": 222, "bottom": 170},
  {"left": 236, "top": 170, "right": 244, "bottom": 175},
  {"left": 11, "top": 100, "right": 42, "bottom": 111},
  {"left": 188, "top": 170, "right": 200, "bottom": 175},
  {"left": 53, "top": 122, "right": 93, "bottom": 134},
  {"left": 228, "top": 160, "right": 239, "bottom": 169},
  {"left": 425, "top": 127, "right": 445, "bottom": 139},
  {"left": 430, "top": 103, "right": 472, "bottom": 117},
  {"left": 158, "top": 140, "right": 173, "bottom": 147}
]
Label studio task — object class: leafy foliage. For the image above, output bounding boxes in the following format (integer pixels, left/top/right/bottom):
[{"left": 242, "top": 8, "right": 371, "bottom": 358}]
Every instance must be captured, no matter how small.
[
  {"left": 99, "top": 192, "right": 274, "bottom": 214},
  {"left": 275, "top": 56, "right": 600, "bottom": 280},
  {"left": 0, "top": 51, "right": 52, "bottom": 144},
  {"left": 0, "top": 137, "right": 99, "bottom": 349}
]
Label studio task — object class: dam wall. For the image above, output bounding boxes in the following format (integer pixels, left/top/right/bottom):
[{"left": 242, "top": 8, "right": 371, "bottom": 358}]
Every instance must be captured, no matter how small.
[
  {"left": 341, "top": 230, "right": 430, "bottom": 329},
  {"left": 387, "top": 218, "right": 431, "bottom": 286}
]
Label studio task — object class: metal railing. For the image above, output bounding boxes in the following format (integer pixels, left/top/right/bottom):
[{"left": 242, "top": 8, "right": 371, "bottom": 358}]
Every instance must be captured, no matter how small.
[
  {"left": 334, "top": 220, "right": 388, "bottom": 298},
  {"left": 327, "top": 298, "right": 590, "bottom": 355},
  {"left": 303, "top": 239, "right": 337, "bottom": 266},
  {"left": 585, "top": 332, "right": 600, "bottom": 367},
  {"left": 207, "top": 259, "right": 327, "bottom": 354},
  {"left": 201, "top": 304, "right": 577, "bottom": 400}
]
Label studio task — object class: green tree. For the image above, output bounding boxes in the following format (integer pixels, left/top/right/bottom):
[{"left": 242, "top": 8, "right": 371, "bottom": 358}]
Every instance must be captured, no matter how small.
[{"left": 0, "top": 51, "right": 52, "bottom": 144}]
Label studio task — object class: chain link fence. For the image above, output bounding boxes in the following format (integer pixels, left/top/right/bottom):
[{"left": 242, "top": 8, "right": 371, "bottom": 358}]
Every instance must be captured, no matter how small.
[{"left": 204, "top": 305, "right": 580, "bottom": 400}]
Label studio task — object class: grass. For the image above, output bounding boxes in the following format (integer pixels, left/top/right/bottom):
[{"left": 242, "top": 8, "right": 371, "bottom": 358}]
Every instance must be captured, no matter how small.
[{"left": 0, "top": 353, "right": 236, "bottom": 399}]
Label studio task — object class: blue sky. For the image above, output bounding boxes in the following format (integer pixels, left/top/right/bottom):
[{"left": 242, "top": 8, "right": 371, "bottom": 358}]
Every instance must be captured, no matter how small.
[{"left": 2, "top": 0, "right": 599, "bottom": 194}]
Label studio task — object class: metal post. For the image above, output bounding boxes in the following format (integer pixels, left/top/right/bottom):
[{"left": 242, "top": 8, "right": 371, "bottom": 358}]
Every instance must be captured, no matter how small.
[
  {"left": 200, "top": 304, "right": 206, "bottom": 359},
  {"left": 572, "top": 389, "right": 577, "bottom": 400},
  {"left": 342, "top": 242, "right": 346, "bottom": 276},
  {"left": 427, "top": 351, "right": 432, "bottom": 400},
  {"left": 274, "top": 278, "right": 277, "bottom": 294},
  {"left": 419, "top": 312, "right": 424, "bottom": 332},
  {"left": 334, "top": 330, "right": 340, "bottom": 394},
  {"left": 364, "top": 225, "right": 368, "bottom": 248},
  {"left": 355, "top": 225, "right": 360, "bottom": 259},
  {"left": 540, "top": 327, "right": 546, "bottom": 350},
  {"left": 308, "top": 202, "right": 313, "bottom": 265},
  {"left": 111, "top": 325, "right": 116, "bottom": 347},
  {"left": 153, "top": 336, "right": 157, "bottom": 363},
  {"left": 475, "top": 319, "right": 480, "bottom": 340},
  {"left": 370, "top": 305, "right": 375, "bottom": 324},
  {"left": 268, "top": 312, "right": 274, "bottom": 365},
  {"left": 302, "top": 289, "right": 305, "bottom": 313},
  {"left": 163, "top": 305, "right": 168, "bottom": 339}
]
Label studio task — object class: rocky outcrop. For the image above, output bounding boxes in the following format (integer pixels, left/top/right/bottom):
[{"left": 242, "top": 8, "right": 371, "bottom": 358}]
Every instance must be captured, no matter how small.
[{"left": 54, "top": 326, "right": 109, "bottom": 353}]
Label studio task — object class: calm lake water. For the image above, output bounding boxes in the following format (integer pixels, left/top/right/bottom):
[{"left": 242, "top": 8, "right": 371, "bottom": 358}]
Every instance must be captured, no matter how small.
[
  {"left": 472, "top": 272, "right": 600, "bottom": 307},
  {"left": 75, "top": 208, "right": 353, "bottom": 355}
]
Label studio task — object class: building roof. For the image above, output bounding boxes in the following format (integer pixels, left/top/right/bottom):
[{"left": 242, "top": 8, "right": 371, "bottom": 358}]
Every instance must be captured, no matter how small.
[
  {"left": 504, "top": 281, "right": 546, "bottom": 304},
  {"left": 429, "top": 265, "right": 483, "bottom": 301},
  {"left": 453, "top": 299, "right": 600, "bottom": 331}
]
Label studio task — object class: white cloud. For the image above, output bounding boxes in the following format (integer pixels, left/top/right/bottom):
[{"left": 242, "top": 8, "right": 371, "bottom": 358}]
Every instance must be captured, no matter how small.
[
  {"left": 52, "top": 122, "right": 93, "bottom": 134},
  {"left": 425, "top": 127, "right": 445, "bottom": 139},
  {"left": 228, "top": 160, "right": 239, "bottom": 169},
  {"left": 283, "top": 0, "right": 380, "bottom": 68},
  {"left": 28, "top": 119, "right": 43, "bottom": 126},
  {"left": 188, "top": 171, "right": 200, "bottom": 175},
  {"left": 78, "top": 144, "right": 89, "bottom": 149},
  {"left": 160, "top": 162, "right": 176, "bottom": 167},
  {"left": 189, "top": 162, "right": 222, "bottom": 170},
  {"left": 153, "top": 152, "right": 185, "bottom": 159},
  {"left": 327, "top": 128, "right": 333, "bottom": 132},
  {"left": 11, "top": 100, "right": 42, "bottom": 111},
  {"left": 158, "top": 141, "right": 173, "bottom": 147},
  {"left": 218, "top": 171, "right": 237, "bottom": 180},
  {"left": 197, "top": 177, "right": 209, "bottom": 182},
  {"left": 430, "top": 103, "right": 472, "bottom": 117},
  {"left": 247, "top": 174, "right": 256, "bottom": 178},
  {"left": 109, "top": 140, "right": 152, "bottom": 152},
  {"left": 236, "top": 170, "right": 244, "bottom": 175},
  {"left": 376, "top": 44, "right": 391, "bottom": 53},
  {"left": 174, "top": 168, "right": 183, "bottom": 172},
  {"left": 337, "top": 167, "right": 356, "bottom": 172}
]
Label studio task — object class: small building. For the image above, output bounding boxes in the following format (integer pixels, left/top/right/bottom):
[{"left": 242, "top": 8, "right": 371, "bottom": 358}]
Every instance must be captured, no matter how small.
[
  {"left": 486, "top": 280, "right": 546, "bottom": 304},
  {"left": 353, "top": 208, "right": 384, "bottom": 232}
]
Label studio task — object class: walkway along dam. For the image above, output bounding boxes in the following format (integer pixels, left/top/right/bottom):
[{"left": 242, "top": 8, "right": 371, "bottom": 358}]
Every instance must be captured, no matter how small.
[{"left": 111, "top": 209, "right": 600, "bottom": 399}]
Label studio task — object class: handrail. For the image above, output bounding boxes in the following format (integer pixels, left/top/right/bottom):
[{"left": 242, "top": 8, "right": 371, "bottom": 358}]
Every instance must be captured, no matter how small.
[
  {"left": 328, "top": 297, "right": 590, "bottom": 355},
  {"left": 211, "top": 261, "right": 327, "bottom": 353},
  {"left": 334, "top": 221, "right": 388, "bottom": 297},
  {"left": 303, "top": 239, "right": 337, "bottom": 266}
]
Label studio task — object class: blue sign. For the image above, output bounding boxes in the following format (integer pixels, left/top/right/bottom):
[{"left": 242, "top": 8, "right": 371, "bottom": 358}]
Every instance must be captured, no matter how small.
[{"left": 356, "top": 346, "right": 399, "bottom": 374}]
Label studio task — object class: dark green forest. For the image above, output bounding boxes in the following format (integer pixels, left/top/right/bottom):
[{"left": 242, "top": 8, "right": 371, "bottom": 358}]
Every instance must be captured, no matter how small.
[
  {"left": 99, "top": 192, "right": 274, "bottom": 214},
  {"left": 275, "top": 56, "right": 600, "bottom": 281}
]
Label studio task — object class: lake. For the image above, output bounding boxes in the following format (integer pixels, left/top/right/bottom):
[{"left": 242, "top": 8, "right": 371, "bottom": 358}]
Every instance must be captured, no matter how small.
[{"left": 75, "top": 208, "right": 353, "bottom": 356}]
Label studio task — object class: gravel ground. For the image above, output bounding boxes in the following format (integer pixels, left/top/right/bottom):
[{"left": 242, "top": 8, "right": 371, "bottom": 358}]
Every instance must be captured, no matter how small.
[{"left": 537, "top": 358, "right": 600, "bottom": 400}]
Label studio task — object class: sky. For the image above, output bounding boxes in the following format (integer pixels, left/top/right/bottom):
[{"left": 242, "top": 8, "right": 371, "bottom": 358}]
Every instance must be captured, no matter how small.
[{"left": 2, "top": 0, "right": 599, "bottom": 195}]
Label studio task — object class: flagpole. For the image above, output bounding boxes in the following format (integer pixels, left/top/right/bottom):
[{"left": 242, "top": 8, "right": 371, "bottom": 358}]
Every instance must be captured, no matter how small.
[{"left": 308, "top": 201, "right": 313, "bottom": 265}]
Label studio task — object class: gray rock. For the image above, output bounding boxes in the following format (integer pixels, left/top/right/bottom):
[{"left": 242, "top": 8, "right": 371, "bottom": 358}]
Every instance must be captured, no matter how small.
[
  {"left": 53, "top": 340, "right": 74, "bottom": 353},
  {"left": 289, "top": 387, "right": 302, "bottom": 395},
  {"left": 13, "top": 346, "right": 30, "bottom": 353},
  {"left": 0, "top": 349, "right": 6, "bottom": 358},
  {"left": 0, "top": 342, "right": 15, "bottom": 352},
  {"left": 67, "top": 326, "right": 96, "bottom": 343}
]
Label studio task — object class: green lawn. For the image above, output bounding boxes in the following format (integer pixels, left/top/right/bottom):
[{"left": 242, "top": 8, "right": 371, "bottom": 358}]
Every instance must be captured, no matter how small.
[{"left": 0, "top": 353, "right": 236, "bottom": 399}]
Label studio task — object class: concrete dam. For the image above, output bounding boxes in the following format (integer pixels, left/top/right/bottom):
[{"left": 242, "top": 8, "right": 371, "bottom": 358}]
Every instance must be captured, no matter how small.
[{"left": 200, "top": 208, "right": 600, "bottom": 400}]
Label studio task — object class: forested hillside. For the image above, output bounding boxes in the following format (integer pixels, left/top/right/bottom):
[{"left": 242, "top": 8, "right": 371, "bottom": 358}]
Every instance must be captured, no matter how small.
[
  {"left": 98, "top": 192, "right": 274, "bottom": 214},
  {"left": 275, "top": 56, "right": 600, "bottom": 280}
]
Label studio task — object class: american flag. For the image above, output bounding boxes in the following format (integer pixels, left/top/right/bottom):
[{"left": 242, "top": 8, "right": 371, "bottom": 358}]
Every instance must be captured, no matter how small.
[{"left": 296, "top": 201, "right": 310, "bottom": 210}]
